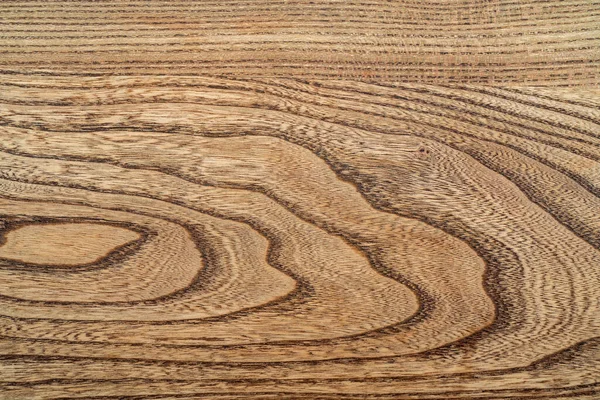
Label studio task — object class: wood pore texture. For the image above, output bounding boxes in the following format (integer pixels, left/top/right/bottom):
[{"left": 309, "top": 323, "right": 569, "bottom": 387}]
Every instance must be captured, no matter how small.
[{"left": 0, "top": 1, "right": 599, "bottom": 399}]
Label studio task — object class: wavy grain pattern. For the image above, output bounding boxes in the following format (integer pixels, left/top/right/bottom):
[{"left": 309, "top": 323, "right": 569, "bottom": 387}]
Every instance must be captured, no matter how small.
[{"left": 0, "top": 1, "right": 599, "bottom": 399}]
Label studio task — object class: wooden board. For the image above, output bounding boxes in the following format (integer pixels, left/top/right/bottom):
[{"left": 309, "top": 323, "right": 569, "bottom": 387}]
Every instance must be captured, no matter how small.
[{"left": 0, "top": 1, "right": 599, "bottom": 399}]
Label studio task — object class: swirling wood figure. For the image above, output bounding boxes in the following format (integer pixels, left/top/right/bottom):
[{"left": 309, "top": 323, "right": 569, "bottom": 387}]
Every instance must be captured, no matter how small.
[{"left": 0, "top": 1, "right": 599, "bottom": 399}]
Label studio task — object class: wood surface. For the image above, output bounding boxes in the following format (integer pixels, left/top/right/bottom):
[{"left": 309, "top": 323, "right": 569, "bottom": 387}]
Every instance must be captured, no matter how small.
[{"left": 0, "top": 1, "right": 599, "bottom": 399}]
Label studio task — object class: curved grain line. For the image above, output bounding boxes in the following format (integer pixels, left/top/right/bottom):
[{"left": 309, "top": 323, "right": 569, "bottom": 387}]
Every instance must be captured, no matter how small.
[{"left": 0, "top": 218, "right": 153, "bottom": 272}]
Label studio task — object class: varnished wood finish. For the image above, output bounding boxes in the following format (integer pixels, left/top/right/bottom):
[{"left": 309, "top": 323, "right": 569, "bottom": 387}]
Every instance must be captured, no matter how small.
[{"left": 0, "top": 1, "right": 599, "bottom": 399}]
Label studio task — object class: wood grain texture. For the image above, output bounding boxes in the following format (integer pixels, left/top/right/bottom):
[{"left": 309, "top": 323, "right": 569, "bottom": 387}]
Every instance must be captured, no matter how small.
[{"left": 0, "top": 1, "right": 599, "bottom": 399}]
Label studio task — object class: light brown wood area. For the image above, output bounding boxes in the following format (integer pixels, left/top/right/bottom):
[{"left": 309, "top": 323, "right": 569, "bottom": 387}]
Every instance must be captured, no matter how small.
[
  {"left": 0, "top": 1, "right": 599, "bottom": 399},
  {"left": 0, "top": 223, "right": 140, "bottom": 266}
]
